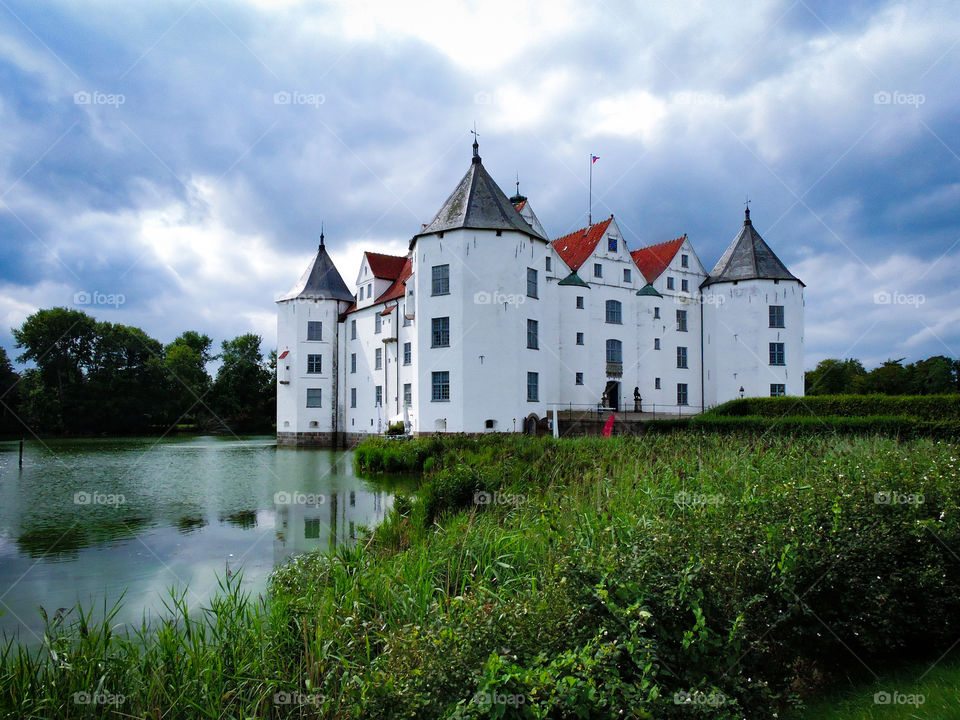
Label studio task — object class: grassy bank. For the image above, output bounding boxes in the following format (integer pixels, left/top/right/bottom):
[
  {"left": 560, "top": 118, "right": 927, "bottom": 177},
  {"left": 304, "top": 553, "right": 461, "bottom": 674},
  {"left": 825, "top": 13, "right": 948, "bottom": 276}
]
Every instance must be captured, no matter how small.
[{"left": 3, "top": 432, "right": 959, "bottom": 718}]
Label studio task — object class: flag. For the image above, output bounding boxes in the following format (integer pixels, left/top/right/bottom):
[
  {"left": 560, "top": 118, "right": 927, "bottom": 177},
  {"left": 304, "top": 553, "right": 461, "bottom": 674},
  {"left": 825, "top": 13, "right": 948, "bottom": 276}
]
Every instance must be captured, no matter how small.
[
  {"left": 602, "top": 413, "right": 615, "bottom": 437},
  {"left": 591, "top": 155, "right": 599, "bottom": 163}
]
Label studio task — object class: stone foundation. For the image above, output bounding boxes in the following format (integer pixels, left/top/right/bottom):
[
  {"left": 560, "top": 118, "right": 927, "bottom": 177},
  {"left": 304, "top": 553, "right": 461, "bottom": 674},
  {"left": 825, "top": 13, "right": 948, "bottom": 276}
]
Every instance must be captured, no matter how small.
[{"left": 276, "top": 431, "right": 368, "bottom": 448}]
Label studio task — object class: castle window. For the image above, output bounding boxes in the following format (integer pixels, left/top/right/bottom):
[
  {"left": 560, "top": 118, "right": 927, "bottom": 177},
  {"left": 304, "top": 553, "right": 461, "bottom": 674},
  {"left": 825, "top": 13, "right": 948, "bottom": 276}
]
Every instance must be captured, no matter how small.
[
  {"left": 351, "top": 319, "right": 357, "bottom": 340},
  {"left": 527, "top": 268, "right": 538, "bottom": 299},
  {"left": 681, "top": 254, "right": 689, "bottom": 268},
  {"left": 432, "top": 264, "right": 450, "bottom": 296},
  {"left": 527, "top": 372, "right": 539, "bottom": 402},
  {"left": 666, "top": 277, "right": 675, "bottom": 290},
  {"left": 771, "top": 383, "right": 786, "bottom": 397},
  {"left": 306, "top": 388, "right": 322, "bottom": 408},
  {"left": 677, "top": 383, "right": 688, "bottom": 406},
  {"left": 375, "top": 386, "right": 382, "bottom": 406},
  {"left": 676, "top": 309, "right": 687, "bottom": 332},
  {"left": 605, "top": 300, "right": 622, "bottom": 324},
  {"left": 527, "top": 319, "right": 539, "bottom": 349},
  {"left": 432, "top": 317, "right": 450, "bottom": 348},
  {"left": 403, "top": 342, "right": 411, "bottom": 365},
  {"left": 307, "top": 354, "right": 322, "bottom": 374},
  {"left": 608, "top": 237, "right": 617, "bottom": 252},
  {"left": 653, "top": 306, "right": 660, "bottom": 319},
  {"left": 432, "top": 371, "right": 450, "bottom": 401},
  {"left": 375, "top": 348, "right": 382, "bottom": 370},
  {"left": 575, "top": 372, "right": 584, "bottom": 385},
  {"left": 681, "top": 279, "right": 689, "bottom": 292},
  {"left": 654, "top": 338, "right": 660, "bottom": 350},
  {"left": 545, "top": 256, "right": 552, "bottom": 272},
  {"left": 677, "top": 346, "right": 688, "bottom": 368},
  {"left": 655, "top": 377, "right": 661, "bottom": 390},
  {"left": 576, "top": 296, "right": 584, "bottom": 309},
  {"left": 769, "top": 305, "right": 785, "bottom": 328},
  {"left": 375, "top": 313, "right": 382, "bottom": 334},
  {"left": 576, "top": 332, "right": 584, "bottom": 345},
  {"left": 623, "top": 268, "right": 631, "bottom": 283},
  {"left": 594, "top": 263, "right": 602, "bottom": 278},
  {"left": 769, "top": 342, "right": 785, "bottom": 365},
  {"left": 350, "top": 388, "right": 356, "bottom": 408},
  {"left": 307, "top": 321, "right": 322, "bottom": 341},
  {"left": 350, "top": 353, "right": 356, "bottom": 373},
  {"left": 403, "top": 383, "right": 412, "bottom": 406},
  {"left": 606, "top": 339, "right": 622, "bottom": 363}
]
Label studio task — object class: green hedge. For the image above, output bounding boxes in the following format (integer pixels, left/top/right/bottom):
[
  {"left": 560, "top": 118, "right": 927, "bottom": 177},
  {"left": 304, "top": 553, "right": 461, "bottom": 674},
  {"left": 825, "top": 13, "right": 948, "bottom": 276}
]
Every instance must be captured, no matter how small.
[
  {"left": 708, "top": 394, "right": 960, "bottom": 421},
  {"left": 646, "top": 414, "right": 960, "bottom": 438}
]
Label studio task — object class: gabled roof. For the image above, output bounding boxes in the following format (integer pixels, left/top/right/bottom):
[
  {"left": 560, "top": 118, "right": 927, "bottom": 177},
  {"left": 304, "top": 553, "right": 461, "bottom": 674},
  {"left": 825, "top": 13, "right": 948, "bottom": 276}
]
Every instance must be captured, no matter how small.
[
  {"left": 703, "top": 209, "right": 802, "bottom": 287},
  {"left": 416, "top": 144, "right": 546, "bottom": 241},
  {"left": 515, "top": 199, "right": 548, "bottom": 240},
  {"left": 631, "top": 236, "right": 686, "bottom": 284},
  {"left": 551, "top": 218, "right": 613, "bottom": 272},
  {"left": 365, "top": 251, "right": 407, "bottom": 280},
  {"left": 376, "top": 256, "right": 412, "bottom": 304},
  {"left": 278, "top": 240, "right": 354, "bottom": 303}
]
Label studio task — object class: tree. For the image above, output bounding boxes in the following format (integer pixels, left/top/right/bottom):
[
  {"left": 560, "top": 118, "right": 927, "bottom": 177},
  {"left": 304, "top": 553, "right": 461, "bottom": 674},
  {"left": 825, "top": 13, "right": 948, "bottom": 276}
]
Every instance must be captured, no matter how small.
[
  {"left": 211, "top": 334, "right": 273, "bottom": 432},
  {"left": 863, "top": 359, "right": 910, "bottom": 395},
  {"left": 906, "top": 355, "right": 956, "bottom": 395},
  {"left": 164, "top": 332, "right": 214, "bottom": 425},
  {"left": 0, "top": 347, "right": 21, "bottom": 435},
  {"left": 805, "top": 358, "right": 866, "bottom": 395}
]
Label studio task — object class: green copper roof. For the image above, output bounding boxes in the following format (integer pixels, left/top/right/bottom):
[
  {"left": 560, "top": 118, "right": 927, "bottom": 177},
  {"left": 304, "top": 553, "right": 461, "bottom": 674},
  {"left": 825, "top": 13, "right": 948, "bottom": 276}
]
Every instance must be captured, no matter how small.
[
  {"left": 558, "top": 272, "right": 590, "bottom": 288},
  {"left": 636, "top": 283, "right": 662, "bottom": 297}
]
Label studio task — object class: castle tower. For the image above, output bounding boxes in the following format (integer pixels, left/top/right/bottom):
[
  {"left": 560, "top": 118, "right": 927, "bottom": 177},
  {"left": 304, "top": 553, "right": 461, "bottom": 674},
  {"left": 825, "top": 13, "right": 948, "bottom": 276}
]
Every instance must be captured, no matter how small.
[
  {"left": 701, "top": 207, "right": 804, "bottom": 405},
  {"left": 276, "top": 232, "right": 354, "bottom": 446}
]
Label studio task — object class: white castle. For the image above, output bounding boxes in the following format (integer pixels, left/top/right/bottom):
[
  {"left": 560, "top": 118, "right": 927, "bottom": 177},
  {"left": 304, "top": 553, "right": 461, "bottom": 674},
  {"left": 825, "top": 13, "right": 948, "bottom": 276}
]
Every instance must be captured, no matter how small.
[{"left": 276, "top": 140, "right": 804, "bottom": 445}]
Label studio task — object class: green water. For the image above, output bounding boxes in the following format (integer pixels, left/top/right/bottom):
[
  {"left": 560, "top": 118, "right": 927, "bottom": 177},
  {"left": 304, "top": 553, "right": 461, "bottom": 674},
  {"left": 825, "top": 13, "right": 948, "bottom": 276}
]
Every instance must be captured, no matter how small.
[{"left": 0, "top": 435, "right": 406, "bottom": 643}]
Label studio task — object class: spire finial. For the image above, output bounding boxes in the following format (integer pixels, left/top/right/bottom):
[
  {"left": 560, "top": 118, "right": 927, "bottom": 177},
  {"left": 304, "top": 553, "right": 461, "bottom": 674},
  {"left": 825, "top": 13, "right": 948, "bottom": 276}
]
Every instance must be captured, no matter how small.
[
  {"left": 470, "top": 123, "right": 480, "bottom": 163},
  {"left": 516, "top": 172, "right": 520, "bottom": 195},
  {"left": 319, "top": 222, "right": 325, "bottom": 249},
  {"left": 744, "top": 197, "right": 752, "bottom": 225}
]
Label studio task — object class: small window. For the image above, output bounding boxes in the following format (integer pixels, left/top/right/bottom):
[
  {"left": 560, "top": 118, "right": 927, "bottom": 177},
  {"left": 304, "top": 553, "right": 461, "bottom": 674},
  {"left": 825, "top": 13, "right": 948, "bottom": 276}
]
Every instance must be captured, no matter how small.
[
  {"left": 432, "top": 317, "right": 450, "bottom": 348},
  {"left": 375, "top": 348, "right": 382, "bottom": 370},
  {"left": 527, "top": 319, "right": 539, "bottom": 349},
  {"left": 432, "top": 371, "right": 450, "bottom": 401},
  {"left": 677, "top": 309, "right": 687, "bottom": 332},
  {"left": 608, "top": 236, "right": 617, "bottom": 252},
  {"left": 527, "top": 268, "right": 538, "bottom": 299},
  {"left": 367, "top": 285, "right": 372, "bottom": 299},
  {"left": 306, "top": 321, "right": 322, "bottom": 341},
  {"left": 623, "top": 268, "right": 631, "bottom": 283},
  {"left": 655, "top": 377, "right": 661, "bottom": 390},
  {"left": 527, "top": 372, "right": 539, "bottom": 402},
  {"left": 771, "top": 383, "right": 786, "bottom": 397},
  {"left": 594, "top": 263, "right": 602, "bottom": 278},
  {"left": 677, "top": 346, "right": 688, "bottom": 368},
  {"left": 606, "top": 339, "right": 622, "bottom": 363},
  {"left": 605, "top": 300, "right": 622, "bottom": 324},
  {"left": 350, "top": 388, "right": 357, "bottom": 408},
  {"left": 769, "top": 342, "right": 785, "bottom": 366},
  {"left": 350, "top": 319, "right": 357, "bottom": 340},
  {"left": 681, "top": 254, "right": 689, "bottom": 268},
  {"left": 654, "top": 338, "right": 661, "bottom": 350},
  {"left": 545, "top": 256, "right": 552, "bottom": 271},
  {"left": 681, "top": 279, "right": 689, "bottom": 292},
  {"left": 576, "top": 332, "right": 584, "bottom": 345},
  {"left": 769, "top": 305, "right": 785, "bottom": 328},
  {"left": 666, "top": 277, "right": 675, "bottom": 290},
  {"left": 306, "top": 388, "right": 322, "bottom": 408},
  {"left": 653, "top": 306, "right": 660, "bottom": 319},
  {"left": 375, "top": 313, "right": 382, "bottom": 334},
  {"left": 350, "top": 353, "right": 356, "bottom": 373},
  {"left": 485, "top": 419, "right": 496, "bottom": 429},
  {"left": 375, "top": 386, "right": 382, "bottom": 406},
  {"left": 306, "top": 354, "right": 322, "bottom": 374},
  {"left": 677, "top": 383, "right": 688, "bottom": 406},
  {"left": 404, "top": 383, "right": 412, "bottom": 406},
  {"left": 403, "top": 342, "right": 411, "bottom": 365},
  {"left": 576, "top": 296, "right": 584, "bottom": 309},
  {"left": 575, "top": 372, "right": 584, "bottom": 385},
  {"left": 432, "top": 264, "right": 450, "bottom": 295}
]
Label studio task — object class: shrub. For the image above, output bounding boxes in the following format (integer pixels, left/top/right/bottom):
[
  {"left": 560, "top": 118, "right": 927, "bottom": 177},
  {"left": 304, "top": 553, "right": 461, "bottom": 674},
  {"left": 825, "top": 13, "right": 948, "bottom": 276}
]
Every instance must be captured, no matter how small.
[{"left": 708, "top": 394, "right": 960, "bottom": 421}]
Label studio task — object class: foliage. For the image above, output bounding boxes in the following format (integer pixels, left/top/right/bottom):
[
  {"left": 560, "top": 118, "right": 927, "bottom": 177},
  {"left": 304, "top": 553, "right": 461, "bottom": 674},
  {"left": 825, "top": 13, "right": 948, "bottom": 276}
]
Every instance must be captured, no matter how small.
[
  {"left": 0, "top": 347, "right": 20, "bottom": 436},
  {"left": 707, "top": 394, "right": 960, "bottom": 421},
  {"left": 211, "top": 334, "right": 274, "bottom": 432},
  {"left": 806, "top": 356, "right": 959, "bottom": 395}
]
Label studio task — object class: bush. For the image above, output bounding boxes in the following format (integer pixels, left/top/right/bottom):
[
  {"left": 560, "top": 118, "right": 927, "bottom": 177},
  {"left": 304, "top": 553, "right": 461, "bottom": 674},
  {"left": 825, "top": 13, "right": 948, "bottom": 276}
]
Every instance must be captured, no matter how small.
[{"left": 709, "top": 394, "right": 960, "bottom": 421}]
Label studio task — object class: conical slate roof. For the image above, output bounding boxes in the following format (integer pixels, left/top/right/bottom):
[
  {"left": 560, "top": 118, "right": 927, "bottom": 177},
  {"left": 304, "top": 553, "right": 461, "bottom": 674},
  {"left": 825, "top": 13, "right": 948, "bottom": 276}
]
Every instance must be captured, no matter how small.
[
  {"left": 278, "top": 238, "right": 354, "bottom": 302},
  {"left": 702, "top": 209, "right": 803, "bottom": 287},
  {"left": 416, "top": 143, "right": 546, "bottom": 241}
]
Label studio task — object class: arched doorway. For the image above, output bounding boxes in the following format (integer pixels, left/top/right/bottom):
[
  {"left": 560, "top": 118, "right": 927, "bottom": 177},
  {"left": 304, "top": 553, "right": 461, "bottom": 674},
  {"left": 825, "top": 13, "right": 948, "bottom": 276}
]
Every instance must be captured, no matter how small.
[
  {"left": 604, "top": 381, "right": 620, "bottom": 411},
  {"left": 524, "top": 414, "right": 539, "bottom": 435}
]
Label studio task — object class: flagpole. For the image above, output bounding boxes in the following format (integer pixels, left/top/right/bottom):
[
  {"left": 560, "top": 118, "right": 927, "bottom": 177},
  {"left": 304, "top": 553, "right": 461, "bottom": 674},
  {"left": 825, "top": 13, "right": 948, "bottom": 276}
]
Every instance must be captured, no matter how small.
[{"left": 588, "top": 153, "right": 593, "bottom": 225}]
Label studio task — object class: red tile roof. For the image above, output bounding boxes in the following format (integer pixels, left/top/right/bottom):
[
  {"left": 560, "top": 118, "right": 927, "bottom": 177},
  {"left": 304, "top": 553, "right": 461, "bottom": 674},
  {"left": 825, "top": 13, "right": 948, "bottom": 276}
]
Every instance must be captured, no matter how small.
[
  {"left": 513, "top": 199, "right": 527, "bottom": 212},
  {"left": 631, "top": 235, "right": 686, "bottom": 283},
  {"left": 551, "top": 218, "right": 613, "bottom": 272},
  {"left": 377, "top": 256, "right": 412, "bottom": 303},
  {"left": 365, "top": 251, "right": 407, "bottom": 280}
]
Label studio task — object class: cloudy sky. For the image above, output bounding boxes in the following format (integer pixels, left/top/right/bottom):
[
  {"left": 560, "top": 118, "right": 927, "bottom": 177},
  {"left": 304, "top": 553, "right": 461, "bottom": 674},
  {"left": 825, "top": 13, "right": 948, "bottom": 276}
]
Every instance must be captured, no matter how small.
[{"left": 0, "top": 0, "right": 957, "bottom": 370}]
